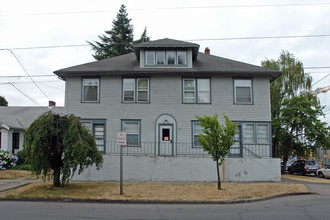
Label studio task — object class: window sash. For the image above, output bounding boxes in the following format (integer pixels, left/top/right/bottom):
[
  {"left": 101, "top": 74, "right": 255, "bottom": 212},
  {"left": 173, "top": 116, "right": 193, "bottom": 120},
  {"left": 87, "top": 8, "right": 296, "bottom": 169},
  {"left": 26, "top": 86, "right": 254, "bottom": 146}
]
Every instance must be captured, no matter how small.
[
  {"left": 193, "top": 122, "right": 203, "bottom": 147},
  {"left": 156, "top": 51, "right": 165, "bottom": 65},
  {"left": 82, "top": 78, "right": 99, "bottom": 102},
  {"left": 123, "top": 79, "right": 135, "bottom": 102},
  {"left": 166, "top": 51, "right": 176, "bottom": 65},
  {"left": 145, "top": 51, "right": 155, "bottom": 65},
  {"left": 177, "top": 51, "right": 186, "bottom": 65},
  {"left": 183, "top": 79, "right": 196, "bottom": 103},
  {"left": 243, "top": 123, "right": 255, "bottom": 143},
  {"left": 122, "top": 121, "right": 140, "bottom": 146},
  {"left": 257, "top": 124, "right": 269, "bottom": 143},
  {"left": 137, "top": 79, "right": 149, "bottom": 102},
  {"left": 235, "top": 79, "right": 252, "bottom": 103},
  {"left": 197, "top": 79, "right": 210, "bottom": 103}
]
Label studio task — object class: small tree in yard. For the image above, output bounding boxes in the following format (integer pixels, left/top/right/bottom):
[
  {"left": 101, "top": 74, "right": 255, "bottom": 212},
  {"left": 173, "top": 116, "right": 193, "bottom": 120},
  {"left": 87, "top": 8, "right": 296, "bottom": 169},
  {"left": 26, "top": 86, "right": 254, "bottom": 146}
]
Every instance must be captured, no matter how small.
[
  {"left": 196, "top": 113, "right": 238, "bottom": 190},
  {"left": 24, "top": 112, "right": 103, "bottom": 187}
]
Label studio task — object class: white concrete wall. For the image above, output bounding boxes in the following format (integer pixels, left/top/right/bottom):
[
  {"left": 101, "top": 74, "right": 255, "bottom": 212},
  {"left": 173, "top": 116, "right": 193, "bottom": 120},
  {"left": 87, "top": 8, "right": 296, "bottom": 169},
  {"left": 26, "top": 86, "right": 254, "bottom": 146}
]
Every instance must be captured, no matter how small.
[{"left": 73, "top": 155, "right": 280, "bottom": 182}]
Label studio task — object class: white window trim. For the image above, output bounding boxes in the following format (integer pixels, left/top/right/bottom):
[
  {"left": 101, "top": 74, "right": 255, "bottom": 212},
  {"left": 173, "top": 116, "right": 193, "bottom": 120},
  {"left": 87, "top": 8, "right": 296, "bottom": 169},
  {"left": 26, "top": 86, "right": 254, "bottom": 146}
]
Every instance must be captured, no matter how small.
[
  {"left": 122, "top": 120, "right": 141, "bottom": 146},
  {"left": 137, "top": 78, "right": 149, "bottom": 103},
  {"left": 256, "top": 123, "right": 269, "bottom": 144},
  {"left": 183, "top": 78, "right": 211, "bottom": 104},
  {"left": 234, "top": 79, "right": 252, "bottom": 104},
  {"left": 123, "top": 78, "right": 136, "bottom": 103},
  {"left": 82, "top": 78, "right": 100, "bottom": 102}
]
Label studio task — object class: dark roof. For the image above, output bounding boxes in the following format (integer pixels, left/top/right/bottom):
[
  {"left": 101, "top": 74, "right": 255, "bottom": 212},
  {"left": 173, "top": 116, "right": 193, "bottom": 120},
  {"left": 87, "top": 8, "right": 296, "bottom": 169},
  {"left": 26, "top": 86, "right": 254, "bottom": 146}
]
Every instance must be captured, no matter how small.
[
  {"left": 133, "top": 38, "right": 199, "bottom": 48},
  {"left": 0, "top": 106, "right": 64, "bottom": 130},
  {"left": 133, "top": 38, "right": 200, "bottom": 61},
  {"left": 54, "top": 52, "right": 281, "bottom": 80}
]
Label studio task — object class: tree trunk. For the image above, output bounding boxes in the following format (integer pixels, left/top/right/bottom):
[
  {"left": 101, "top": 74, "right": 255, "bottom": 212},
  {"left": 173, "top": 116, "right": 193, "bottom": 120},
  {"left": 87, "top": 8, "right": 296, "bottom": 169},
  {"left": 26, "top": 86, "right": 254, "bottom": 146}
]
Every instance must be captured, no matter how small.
[
  {"left": 216, "top": 159, "right": 221, "bottom": 190},
  {"left": 53, "top": 167, "right": 61, "bottom": 187}
]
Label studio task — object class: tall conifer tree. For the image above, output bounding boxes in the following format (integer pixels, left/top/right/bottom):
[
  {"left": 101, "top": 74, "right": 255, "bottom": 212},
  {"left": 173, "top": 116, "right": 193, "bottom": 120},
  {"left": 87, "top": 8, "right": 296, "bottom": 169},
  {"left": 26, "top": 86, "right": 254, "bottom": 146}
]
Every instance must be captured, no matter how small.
[{"left": 88, "top": 4, "right": 149, "bottom": 60}]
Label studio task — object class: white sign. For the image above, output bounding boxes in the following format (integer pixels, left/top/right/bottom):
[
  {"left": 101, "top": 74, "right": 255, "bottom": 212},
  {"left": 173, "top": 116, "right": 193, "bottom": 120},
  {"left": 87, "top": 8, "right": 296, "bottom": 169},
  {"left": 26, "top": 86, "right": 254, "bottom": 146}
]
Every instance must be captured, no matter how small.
[{"left": 117, "top": 132, "right": 127, "bottom": 146}]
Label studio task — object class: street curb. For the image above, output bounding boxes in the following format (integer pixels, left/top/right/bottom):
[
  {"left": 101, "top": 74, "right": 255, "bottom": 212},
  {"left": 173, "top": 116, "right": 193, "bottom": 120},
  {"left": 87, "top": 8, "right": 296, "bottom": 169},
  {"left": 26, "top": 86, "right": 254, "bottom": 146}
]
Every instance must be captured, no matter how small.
[{"left": 0, "top": 192, "right": 313, "bottom": 204}]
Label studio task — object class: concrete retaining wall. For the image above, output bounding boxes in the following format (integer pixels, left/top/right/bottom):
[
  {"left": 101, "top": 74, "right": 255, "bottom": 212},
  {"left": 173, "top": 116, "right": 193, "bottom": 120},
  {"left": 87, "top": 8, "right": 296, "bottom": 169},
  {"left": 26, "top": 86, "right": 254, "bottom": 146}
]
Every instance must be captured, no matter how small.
[{"left": 73, "top": 155, "right": 280, "bottom": 182}]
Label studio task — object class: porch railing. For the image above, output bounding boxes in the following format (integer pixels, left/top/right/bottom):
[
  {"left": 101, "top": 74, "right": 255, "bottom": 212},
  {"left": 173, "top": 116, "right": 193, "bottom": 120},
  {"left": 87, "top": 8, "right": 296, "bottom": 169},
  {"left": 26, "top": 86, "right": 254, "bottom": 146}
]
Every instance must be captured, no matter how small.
[{"left": 100, "top": 141, "right": 271, "bottom": 158}]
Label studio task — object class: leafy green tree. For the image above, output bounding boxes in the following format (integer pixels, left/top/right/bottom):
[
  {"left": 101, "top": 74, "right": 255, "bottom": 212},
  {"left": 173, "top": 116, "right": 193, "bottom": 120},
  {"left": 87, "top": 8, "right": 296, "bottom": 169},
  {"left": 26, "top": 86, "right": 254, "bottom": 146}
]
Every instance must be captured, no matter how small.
[
  {"left": 0, "top": 96, "right": 8, "bottom": 106},
  {"left": 275, "top": 94, "right": 329, "bottom": 174},
  {"left": 24, "top": 112, "right": 103, "bottom": 187},
  {"left": 88, "top": 4, "right": 150, "bottom": 60},
  {"left": 134, "top": 27, "right": 150, "bottom": 43},
  {"left": 196, "top": 113, "right": 238, "bottom": 190},
  {"left": 261, "top": 51, "right": 313, "bottom": 169}
]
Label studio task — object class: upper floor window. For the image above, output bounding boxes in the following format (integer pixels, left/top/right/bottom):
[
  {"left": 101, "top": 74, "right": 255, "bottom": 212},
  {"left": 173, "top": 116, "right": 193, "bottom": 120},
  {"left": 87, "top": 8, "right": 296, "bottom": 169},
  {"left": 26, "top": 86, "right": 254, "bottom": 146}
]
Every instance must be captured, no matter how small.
[
  {"left": 82, "top": 78, "right": 99, "bottom": 102},
  {"left": 234, "top": 79, "right": 252, "bottom": 104},
  {"left": 145, "top": 50, "right": 187, "bottom": 66},
  {"left": 123, "top": 78, "right": 149, "bottom": 103},
  {"left": 183, "top": 78, "right": 210, "bottom": 104}
]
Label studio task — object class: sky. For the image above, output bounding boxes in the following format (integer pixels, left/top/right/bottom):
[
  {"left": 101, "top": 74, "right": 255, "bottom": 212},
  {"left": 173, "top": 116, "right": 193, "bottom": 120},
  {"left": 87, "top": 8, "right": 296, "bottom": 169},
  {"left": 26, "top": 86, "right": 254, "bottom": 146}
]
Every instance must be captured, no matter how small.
[{"left": 0, "top": 0, "right": 329, "bottom": 124}]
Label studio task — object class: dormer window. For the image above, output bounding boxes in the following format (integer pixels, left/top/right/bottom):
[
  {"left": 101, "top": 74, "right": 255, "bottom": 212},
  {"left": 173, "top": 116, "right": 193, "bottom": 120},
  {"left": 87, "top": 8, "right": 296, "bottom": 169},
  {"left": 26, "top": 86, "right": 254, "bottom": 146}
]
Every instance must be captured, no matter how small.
[{"left": 145, "top": 50, "right": 187, "bottom": 66}]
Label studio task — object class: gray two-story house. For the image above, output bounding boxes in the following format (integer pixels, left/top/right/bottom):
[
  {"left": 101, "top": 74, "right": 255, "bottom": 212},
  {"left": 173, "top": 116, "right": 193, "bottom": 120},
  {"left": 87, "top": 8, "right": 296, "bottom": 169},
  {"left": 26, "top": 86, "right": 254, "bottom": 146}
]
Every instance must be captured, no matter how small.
[{"left": 54, "top": 38, "right": 282, "bottom": 182}]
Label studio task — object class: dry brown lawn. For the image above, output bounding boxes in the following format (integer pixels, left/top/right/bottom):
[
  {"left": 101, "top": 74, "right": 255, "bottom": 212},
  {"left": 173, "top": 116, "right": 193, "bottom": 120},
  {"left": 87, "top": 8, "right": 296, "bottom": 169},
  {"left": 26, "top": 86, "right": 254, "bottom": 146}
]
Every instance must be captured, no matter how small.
[
  {"left": 282, "top": 174, "right": 330, "bottom": 183},
  {"left": 5, "top": 182, "right": 308, "bottom": 202},
  {"left": 0, "top": 170, "right": 32, "bottom": 179}
]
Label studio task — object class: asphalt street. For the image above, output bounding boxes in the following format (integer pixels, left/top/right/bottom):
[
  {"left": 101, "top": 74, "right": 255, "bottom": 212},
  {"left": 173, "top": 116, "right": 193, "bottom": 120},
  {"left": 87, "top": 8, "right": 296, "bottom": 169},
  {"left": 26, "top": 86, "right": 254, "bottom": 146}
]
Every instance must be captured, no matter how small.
[{"left": 0, "top": 178, "right": 329, "bottom": 220}]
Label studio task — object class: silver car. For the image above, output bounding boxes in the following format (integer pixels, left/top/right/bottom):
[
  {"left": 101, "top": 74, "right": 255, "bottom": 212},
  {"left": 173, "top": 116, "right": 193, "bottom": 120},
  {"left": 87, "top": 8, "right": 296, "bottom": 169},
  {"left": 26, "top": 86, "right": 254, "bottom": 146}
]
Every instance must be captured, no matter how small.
[{"left": 316, "top": 165, "right": 330, "bottom": 178}]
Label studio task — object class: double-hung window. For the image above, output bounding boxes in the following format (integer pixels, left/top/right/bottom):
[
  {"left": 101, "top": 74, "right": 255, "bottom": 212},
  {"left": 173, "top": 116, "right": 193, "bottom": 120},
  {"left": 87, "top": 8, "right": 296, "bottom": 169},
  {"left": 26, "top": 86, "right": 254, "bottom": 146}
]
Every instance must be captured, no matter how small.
[
  {"left": 122, "top": 120, "right": 140, "bottom": 146},
  {"left": 146, "top": 51, "right": 155, "bottom": 65},
  {"left": 81, "top": 119, "right": 106, "bottom": 153},
  {"left": 234, "top": 79, "right": 252, "bottom": 104},
  {"left": 192, "top": 121, "right": 203, "bottom": 147},
  {"left": 183, "top": 78, "right": 210, "bottom": 103},
  {"left": 243, "top": 123, "right": 255, "bottom": 144},
  {"left": 241, "top": 123, "right": 269, "bottom": 144},
  {"left": 257, "top": 124, "right": 269, "bottom": 144},
  {"left": 82, "top": 78, "right": 99, "bottom": 102},
  {"left": 123, "top": 78, "right": 149, "bottom": 103}
]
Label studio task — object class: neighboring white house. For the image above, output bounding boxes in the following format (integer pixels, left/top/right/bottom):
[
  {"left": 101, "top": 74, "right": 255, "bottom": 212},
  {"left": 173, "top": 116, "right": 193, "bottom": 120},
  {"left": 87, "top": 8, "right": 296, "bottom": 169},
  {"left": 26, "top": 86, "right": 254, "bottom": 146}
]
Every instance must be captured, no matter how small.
[
  {"left": 54, "top": 38, "right": 282, "bottom": 182},
  {"left": 0, "top": 103, "right": 64, "bottom": 154}
]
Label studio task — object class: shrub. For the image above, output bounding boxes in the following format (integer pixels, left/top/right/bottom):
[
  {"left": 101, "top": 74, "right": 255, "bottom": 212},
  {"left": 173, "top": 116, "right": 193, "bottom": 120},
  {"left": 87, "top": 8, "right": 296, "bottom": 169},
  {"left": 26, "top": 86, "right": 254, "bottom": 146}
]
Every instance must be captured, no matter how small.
[
  {"left": 0, "top": 150, "right": 18, "bottom": 170},
  {"left": 16, "top": 149, "right": 28, "bottom": 165},
  {"left": 8, "top": 164, "right": 32, "bottom": 171}
]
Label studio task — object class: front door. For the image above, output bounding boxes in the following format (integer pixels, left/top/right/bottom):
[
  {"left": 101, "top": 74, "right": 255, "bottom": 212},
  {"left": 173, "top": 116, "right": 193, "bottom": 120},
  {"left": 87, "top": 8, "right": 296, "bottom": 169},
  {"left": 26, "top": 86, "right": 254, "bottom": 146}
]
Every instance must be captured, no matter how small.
[{"left": 159, "top": 125, "right": 173, "bottom": 156}]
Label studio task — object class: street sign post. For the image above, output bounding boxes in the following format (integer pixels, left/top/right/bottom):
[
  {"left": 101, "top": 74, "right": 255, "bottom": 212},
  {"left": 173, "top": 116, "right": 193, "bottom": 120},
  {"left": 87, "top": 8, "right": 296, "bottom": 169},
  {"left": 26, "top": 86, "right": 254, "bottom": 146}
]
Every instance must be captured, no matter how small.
[{"left": 117, "top": 132, "right": 126, "bottom": 195}]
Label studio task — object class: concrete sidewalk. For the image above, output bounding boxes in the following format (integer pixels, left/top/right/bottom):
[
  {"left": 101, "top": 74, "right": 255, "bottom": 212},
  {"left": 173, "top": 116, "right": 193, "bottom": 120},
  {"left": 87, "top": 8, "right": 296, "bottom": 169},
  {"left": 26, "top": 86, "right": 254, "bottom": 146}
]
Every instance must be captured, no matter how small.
[{"left": 0, "top": 176, "right": 41, "bottom": 196}]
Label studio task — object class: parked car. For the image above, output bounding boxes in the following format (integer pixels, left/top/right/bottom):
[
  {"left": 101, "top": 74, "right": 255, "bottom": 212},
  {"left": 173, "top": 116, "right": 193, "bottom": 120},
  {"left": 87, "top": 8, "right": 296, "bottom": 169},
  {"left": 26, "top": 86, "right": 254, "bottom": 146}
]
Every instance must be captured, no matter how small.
[
  {"left": 288, "top": 160, "right": 320, "bottom": 176},
  {"left": 316, "top": 165, "right": 330, "bottom": 178},
  {"left": 281, "top": 161, "right": 291, "bottom": 172}
]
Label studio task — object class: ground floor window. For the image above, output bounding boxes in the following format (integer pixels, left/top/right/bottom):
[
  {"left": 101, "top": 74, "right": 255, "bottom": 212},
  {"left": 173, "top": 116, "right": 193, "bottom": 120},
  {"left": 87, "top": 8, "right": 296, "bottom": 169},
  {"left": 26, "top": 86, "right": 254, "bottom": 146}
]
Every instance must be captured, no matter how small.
[
  {"left": 121, "top": 120, "right": 141, "bottom": 146},
  {"left": 191, "top": 121, "right": 203, "bottom": 147},
  {"left": 81, "top": 119, "right": 106, "bottom": 153}
]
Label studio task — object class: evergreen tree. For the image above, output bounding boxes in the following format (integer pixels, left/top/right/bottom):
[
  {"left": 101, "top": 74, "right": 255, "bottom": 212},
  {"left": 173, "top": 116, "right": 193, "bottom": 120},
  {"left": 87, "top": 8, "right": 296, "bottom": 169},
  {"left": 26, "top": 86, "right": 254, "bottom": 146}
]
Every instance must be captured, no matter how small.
[
  {"left": 134, "top": 27, "right": 150, "bottom": 43},
  {"left": 0, "top": 96, "right": 8, "bottom": 106},
  {"left": 88, "top": 4, "right": 150, "bottom": 60}
]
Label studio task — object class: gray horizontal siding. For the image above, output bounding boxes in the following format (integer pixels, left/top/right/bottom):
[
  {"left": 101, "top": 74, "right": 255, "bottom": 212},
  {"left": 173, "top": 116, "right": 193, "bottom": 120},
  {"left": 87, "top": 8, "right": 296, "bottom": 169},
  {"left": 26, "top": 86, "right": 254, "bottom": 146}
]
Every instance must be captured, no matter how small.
[{"left": 65, "top": 75, "right": 271, "bottom": 143}]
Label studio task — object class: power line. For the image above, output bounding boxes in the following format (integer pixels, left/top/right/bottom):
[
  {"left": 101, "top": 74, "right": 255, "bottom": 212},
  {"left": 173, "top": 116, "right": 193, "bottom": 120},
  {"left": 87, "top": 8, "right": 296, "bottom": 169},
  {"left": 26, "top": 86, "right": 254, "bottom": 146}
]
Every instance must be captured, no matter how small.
[
  {"left": 0, "top": 75, "right": 57, "bottom": 78},
  {"left": 3, "top": 34, "right": 330, "bottom": 51},
  {"left": 0, "top": 49, "right": 51, "bottom": 100},
  {"left": 9, "top": 83, "right": 39, "bottom": 106},
  {"left": 312, "top": 74, "right": 330, "bottom": 86},
  {"left": 1, "top": 2, "right": 330, "bottom": 17}
]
